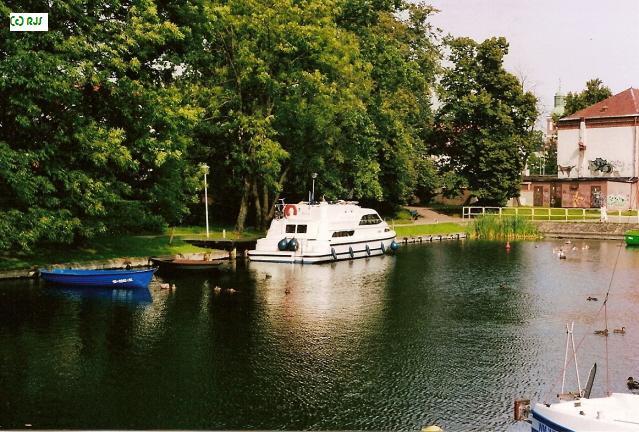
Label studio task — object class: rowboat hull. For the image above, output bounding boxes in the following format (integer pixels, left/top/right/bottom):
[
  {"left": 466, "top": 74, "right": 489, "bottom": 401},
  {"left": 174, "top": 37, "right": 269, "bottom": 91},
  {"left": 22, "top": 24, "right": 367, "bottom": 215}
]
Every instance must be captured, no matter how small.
[
  {"left": 39, "top": 268, "right": 156, "bottom": 289},
  {"left": 150, "top": 257, "right": 224, "bottom": 272}
]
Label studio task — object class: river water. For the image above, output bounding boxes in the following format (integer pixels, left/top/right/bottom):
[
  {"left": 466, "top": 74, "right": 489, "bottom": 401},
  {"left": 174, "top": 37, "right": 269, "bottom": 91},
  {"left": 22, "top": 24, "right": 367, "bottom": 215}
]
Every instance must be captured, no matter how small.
[{"left": 1, "top": 240, "right": 639, "bottom": 431}]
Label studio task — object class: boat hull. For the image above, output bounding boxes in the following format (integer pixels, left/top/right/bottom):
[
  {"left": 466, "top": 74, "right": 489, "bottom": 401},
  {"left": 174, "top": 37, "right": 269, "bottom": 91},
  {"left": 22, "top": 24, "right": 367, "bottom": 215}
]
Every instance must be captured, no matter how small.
[
  {"left": 150, "top": 257, "right": 223, "bottom": 272},
  {"left": 625, "top": 230, "right": 639, "bottom": 246},
  {"left": 248, "top": 237, "right": 395, "bottom": 264},
  {"left": 39, "top": 268, "right": 156, "bottom": 289},
  {"left": 531, "top": 394, "right": 639, "bottom": 432}
]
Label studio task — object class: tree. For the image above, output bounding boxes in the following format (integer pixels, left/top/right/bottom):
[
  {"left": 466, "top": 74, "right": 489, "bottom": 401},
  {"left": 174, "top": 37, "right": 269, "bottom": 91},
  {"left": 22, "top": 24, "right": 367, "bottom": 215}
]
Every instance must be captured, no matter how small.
[
  {"left": 433, "top": 37, "right": 539, "bottom": 205},
  {"left": 337, "top": 1, "right": 441, "bottom": 208},
  {"left": 0, "top": 0, "right": 200, "bottom": 251},
  {"left": 563, "top": 78, "right": 612, "bottom": 117}
]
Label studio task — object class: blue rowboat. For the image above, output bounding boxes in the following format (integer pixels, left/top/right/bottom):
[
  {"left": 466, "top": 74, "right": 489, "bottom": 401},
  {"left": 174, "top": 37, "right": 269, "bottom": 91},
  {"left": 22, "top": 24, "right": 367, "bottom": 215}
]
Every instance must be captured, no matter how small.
[{"left": 39, "top": 268, "right": 156, "bottom": 289}]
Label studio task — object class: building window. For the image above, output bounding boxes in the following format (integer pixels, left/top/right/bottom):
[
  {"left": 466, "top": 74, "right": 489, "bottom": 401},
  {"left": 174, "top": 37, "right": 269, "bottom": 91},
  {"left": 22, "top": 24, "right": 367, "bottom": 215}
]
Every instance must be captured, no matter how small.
[
  {"left": 359, "top": 214, "right": 382, "bottom": 225},
  {"left": 286, "top": 225, "right": 296, "bottom": 233},
  {"left": 297, "top": 225, "right": 307, "bottom": 233},
  {"left": 332, "top": 230, "right": 354, "bottom": 237}
]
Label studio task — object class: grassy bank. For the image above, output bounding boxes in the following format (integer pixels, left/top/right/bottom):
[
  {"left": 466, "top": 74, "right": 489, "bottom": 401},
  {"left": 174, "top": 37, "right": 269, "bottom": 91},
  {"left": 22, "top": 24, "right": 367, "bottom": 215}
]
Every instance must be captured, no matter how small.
[
  {"left": 0, "top": 226, "right": 263, "bottom": 271},
  {"left": 466, "top": 215, "right": 539, "bottom": 240},
  {"left": 394, "top": 223, "right": 466, "bottom": 237}
]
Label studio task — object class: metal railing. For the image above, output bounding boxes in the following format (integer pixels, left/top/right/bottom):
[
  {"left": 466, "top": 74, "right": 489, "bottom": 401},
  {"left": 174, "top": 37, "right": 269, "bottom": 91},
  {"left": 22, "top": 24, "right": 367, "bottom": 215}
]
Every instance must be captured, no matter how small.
[{"left": 462, "top": 206, "right": 639, "bottom": 223}]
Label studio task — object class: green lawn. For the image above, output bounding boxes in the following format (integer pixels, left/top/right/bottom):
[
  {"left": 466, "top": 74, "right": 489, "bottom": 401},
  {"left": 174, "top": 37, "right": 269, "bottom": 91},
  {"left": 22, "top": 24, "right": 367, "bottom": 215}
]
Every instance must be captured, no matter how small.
[
  {"left": 394, "top": 223, "right": 466, "bottom": 237},
  {"left": 0, "top": 225, "right": 264, "bottom": 271}
]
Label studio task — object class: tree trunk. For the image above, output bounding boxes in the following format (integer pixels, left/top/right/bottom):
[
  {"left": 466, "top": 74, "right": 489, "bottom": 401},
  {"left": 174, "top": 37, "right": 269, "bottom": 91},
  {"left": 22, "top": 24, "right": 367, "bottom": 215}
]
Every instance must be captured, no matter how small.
[
  {"left": 260, "top": 184, "right": 270, "bottom": 230},
  {"left": 267, "top": 167, "right": 290, "bottom": 220},
  {"left": 235, "top": 177, "right": 251, "bottom": 233},
  {"left": 252, "top": 180, "right": 262, "bottom": 229}
]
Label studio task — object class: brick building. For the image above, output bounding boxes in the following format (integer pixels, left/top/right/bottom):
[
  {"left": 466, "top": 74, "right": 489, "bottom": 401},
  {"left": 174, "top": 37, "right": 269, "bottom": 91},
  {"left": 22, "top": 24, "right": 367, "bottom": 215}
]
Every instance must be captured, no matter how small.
[{"left": 519, "top": 88, "right": 639, "bottom": 210}]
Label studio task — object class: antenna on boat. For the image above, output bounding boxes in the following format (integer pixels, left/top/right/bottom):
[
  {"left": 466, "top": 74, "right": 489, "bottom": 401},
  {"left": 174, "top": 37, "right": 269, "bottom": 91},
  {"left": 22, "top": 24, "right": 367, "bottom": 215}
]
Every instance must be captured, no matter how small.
[
  {"left": 311, "top": 172, "right": 318, "bottom": 203},
  {"left": 560, "top": 322, "right": 582, "bottom": 398}
]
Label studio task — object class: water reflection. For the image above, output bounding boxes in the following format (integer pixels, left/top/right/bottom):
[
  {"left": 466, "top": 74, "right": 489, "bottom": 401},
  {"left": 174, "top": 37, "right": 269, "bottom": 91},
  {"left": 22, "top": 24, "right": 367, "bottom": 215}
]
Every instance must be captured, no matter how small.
[
  {"left": 45, "top": 285, "right": 153, "bottom": 304},
  {"left": 2, "top": 241, "right": 639, "bottom": 430}
]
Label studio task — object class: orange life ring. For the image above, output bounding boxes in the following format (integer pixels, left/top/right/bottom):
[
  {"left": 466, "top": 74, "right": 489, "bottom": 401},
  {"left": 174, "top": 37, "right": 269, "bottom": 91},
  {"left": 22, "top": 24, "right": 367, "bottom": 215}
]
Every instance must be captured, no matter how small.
[{"left": 283, "top": 204, "right": 298, "bottom": 217}]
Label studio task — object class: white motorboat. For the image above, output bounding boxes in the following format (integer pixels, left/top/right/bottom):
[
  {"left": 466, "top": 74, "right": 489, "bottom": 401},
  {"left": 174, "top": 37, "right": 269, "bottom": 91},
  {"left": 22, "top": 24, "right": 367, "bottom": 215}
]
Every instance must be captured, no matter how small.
[
  {"left": 531, "top": 393, "right": 639, "bottom": 431},
  {"left": 248, "top": 200, "right": 399, "bottom": 264}
]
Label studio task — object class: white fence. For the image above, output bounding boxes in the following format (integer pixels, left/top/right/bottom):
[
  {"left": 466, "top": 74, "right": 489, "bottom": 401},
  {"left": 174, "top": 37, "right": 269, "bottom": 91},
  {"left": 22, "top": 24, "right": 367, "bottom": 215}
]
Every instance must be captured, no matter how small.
[{"left": 462, "top": 206, "right": 639, "bottom": 223}]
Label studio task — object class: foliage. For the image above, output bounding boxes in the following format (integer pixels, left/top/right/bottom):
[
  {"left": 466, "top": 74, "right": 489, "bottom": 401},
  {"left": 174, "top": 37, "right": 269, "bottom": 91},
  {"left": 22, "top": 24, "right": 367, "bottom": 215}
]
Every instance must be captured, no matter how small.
[
  {"left": 563, "top": 78, "right": 612, "bottom": 117},
  {"left": 0, "top": 0, "right": 200, "bottom": 251},
  {"left": 466, "top": 216, "right": 539, "bottom": 240},
  {"left": 433, "top": 37, "right": 539, "bottom": 206}
]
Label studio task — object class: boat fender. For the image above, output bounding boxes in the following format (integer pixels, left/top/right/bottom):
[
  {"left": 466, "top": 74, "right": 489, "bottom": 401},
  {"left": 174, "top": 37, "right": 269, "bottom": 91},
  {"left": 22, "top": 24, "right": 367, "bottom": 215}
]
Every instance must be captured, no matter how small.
[
  {"left": 380, "top": 242, "right": 386, "bottom": 253},
  {"left": 283, "top": 204, "right": 298, "bottom": 217},
  {"left": 366, "top": 244, "right": 371, "bottom": 256},
  {"left": 288, "top": 238, "right": 299, "bottom": 251},
  {"left": 390, "top": 240, "right": 400, "bottom": 252},
  {"left": 349, "top": 246, "right": 354, "bottom": 258},
  {"left": 278, "top": 238, "right": 290, "bottom": 251},
  {"left": 331, "top": 247, "right": 337, "bottom": 260}
]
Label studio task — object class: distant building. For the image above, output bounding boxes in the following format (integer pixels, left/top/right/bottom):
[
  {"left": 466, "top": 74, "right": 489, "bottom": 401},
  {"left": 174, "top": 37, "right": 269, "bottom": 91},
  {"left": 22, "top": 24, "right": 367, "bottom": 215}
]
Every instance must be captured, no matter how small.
[{"left": 518, "top": 88, "right": 639, "bottom": 210}]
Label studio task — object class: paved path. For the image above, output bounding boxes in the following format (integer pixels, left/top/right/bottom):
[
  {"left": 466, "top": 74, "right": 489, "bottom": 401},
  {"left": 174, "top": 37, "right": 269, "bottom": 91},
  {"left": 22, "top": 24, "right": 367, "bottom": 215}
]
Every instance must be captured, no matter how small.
[{"left": 403, "top": 206, "right": 465, "bottom": 225}]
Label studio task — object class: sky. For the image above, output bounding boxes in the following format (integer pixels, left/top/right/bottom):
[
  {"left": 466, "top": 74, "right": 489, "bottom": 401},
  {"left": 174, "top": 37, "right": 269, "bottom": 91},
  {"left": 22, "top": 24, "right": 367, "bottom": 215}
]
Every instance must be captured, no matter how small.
[{"left": 427, "top": 0, "right": 639, "bottom": 120}]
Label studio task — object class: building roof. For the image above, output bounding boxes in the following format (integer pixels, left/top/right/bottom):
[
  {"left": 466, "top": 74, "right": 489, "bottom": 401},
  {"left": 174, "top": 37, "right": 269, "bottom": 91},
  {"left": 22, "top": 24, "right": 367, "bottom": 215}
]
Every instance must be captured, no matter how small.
[{"left": 561, "top": 88, "right": 639, "bottom": 121}]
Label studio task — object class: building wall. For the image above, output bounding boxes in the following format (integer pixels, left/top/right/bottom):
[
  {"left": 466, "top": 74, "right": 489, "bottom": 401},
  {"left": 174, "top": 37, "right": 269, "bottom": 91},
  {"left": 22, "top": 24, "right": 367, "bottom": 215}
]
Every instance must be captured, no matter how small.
[
  {"left": 557, "top": 125, "right": 636, "bottom": 178},
  {"left": 516, "top": 181, "right": 636, "bottom": 210}
]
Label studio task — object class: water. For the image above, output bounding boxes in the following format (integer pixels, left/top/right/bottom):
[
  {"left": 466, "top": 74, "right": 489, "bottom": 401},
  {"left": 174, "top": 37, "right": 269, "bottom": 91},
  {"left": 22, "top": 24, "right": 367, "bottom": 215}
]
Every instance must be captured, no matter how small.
[{"left": 1, "top": 240, "right": 639, "bottom": 431}]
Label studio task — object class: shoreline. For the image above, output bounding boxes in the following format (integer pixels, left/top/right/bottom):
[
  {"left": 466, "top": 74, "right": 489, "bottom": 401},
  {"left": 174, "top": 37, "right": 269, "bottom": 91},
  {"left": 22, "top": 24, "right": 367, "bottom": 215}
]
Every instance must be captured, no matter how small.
[{"left": 0, "top": 222, "right": 634, "bottom": 281}]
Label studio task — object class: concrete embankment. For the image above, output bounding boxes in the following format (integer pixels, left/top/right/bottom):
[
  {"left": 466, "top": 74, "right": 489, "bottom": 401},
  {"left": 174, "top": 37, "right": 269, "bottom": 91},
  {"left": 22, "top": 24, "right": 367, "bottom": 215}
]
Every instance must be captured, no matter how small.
[
  {"left": 0, "top": 251, "right": 228, "bottom": 281},
  {"left": 536, "top": 222, "right": 639, "bottom": 240}
]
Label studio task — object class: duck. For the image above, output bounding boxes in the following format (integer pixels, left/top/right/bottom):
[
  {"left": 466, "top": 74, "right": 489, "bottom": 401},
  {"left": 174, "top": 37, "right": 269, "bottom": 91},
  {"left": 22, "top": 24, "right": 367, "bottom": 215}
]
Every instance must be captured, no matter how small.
[
  {"left": 628, "top": 377, "right": 639, "bottom": 390},
  {"left": 582, "top": 244, "right": 590, "bottom": 250},
  {"left": 213, "top": 285, "right": 222, "bottom": 294},
  {"left": 227, "top": 287, "right": 237, "bottom": 294},
  {"left": 565, "top": 240, "right": 572, "bottom": 245},
  {"left": 587, "top": 296, "right": 598, "bottom": 301},
  {"left": 558, "top": 250, "right": 566, "bottom": 259},
  {"left": 614, "top": 326, "right": 626, "bottom": 334},
  {"left": 265, "top": 274, "right": 272, "bottom": 279},
  {"left": 285, "top": 287, "right": 291, "bottom": 295},
  {"left": 159, "top": 283, "right": 171, "bottom": 290},
  {"left": 499, "top": 282, "right": 508, "bottom": 290},
  {"left": 594, "top": 329, "right": 609, "bottom": 336},
  {"left": 572, "top": 246, "right": 577, "bottom": 251}
]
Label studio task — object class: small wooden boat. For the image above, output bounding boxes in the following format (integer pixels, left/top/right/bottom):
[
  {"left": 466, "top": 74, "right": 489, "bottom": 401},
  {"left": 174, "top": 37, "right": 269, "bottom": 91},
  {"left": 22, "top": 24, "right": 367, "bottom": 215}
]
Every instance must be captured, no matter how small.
[
  {"left": 39, "top": 268, "right": 156, "bottom": 289},
  {"left": 625, "top": 229, "right": 639, "bottom": 246},
  {"left": 149, "top": 256, "right": 224, "bottom": 272}
]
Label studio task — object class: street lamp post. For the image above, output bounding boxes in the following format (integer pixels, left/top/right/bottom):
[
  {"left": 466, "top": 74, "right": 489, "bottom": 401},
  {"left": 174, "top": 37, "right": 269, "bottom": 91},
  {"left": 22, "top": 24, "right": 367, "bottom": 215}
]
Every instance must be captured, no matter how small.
[
  {"left": 311, "top": 172, "right": 318, "bottom": 202},
  {"left": 201, "top": 163, "right": 210, "bottom": 238}
]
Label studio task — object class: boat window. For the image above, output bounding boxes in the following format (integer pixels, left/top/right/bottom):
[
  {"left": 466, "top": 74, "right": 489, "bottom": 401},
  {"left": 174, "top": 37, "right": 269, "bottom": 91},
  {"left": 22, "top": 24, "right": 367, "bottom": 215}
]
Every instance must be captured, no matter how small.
[
  {"left": 359, "top": 214, "right": 382, "bottom": 225},
  {"left": 286, "top": 225, "right": 296, "bottom": 233},
  {"left": 297, "top": 225, "right": 307, "bottom": 233},
  {"left": 332, "top": 230, "right": 354, "bottom": 237}
]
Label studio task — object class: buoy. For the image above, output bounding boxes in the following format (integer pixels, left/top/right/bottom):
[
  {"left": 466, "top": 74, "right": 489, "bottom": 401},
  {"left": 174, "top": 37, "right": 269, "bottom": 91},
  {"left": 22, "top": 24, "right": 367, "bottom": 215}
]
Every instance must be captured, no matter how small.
[
  {"left": 278, "top": 238, "right": 289, "bottom": 251},
  {"left": 390, "top": 240, "right": 400, "bottom": 251},
  {"left": 288, "top": 238, "right": 299, "bottom": 251},
  {"left": 505, "top": 241, "right": 511, "bottom": 250},
  {"left": 421, "top": 426, "right": 443, "bottom": 432}
]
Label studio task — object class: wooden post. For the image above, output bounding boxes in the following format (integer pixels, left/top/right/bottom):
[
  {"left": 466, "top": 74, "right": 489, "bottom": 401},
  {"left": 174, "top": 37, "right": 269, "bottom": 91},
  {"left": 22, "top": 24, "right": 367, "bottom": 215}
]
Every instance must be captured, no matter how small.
[{"left": 229, "top": 247, "right": 237, "bottom": 260}]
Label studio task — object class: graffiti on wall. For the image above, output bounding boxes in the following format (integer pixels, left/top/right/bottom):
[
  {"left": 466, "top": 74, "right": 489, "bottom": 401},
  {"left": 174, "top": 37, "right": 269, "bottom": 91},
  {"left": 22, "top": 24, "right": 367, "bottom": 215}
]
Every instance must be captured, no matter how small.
[
  {"left": 571, "top": 191, "right": 585, "bottom": 207},
  {"left": 607, "top": 193, "right": 629, "bottom": 208},
  {"left": 588, "top": 158, "right": 623, "bottom": 176}
]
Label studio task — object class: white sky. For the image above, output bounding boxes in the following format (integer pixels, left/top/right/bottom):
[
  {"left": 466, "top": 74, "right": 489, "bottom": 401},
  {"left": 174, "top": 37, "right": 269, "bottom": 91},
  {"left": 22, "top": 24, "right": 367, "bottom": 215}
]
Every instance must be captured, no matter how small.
[{"left": 427, "top": 0, "right": 639, "bottom": 119}]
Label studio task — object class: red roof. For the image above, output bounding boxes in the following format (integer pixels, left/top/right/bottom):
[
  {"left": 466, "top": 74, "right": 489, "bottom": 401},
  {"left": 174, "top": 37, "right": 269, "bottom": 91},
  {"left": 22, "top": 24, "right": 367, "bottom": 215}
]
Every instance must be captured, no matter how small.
[{"left": 562, "top": 88, "right": 639, "bottom": 120}]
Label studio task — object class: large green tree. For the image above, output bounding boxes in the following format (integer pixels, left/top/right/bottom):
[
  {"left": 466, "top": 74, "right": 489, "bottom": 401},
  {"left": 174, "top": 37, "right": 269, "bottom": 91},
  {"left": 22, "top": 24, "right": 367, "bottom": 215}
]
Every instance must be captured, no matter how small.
[
  {"left": 347, "top": 2, "right": 441, "bottom": 208},
  {"left": 434, "top": 37, "right": 538, "bottom": 205},
  {"left": 563, "top": 78, "right": 612, "bottom": 117},
  {"left": 188, "top": 0, "right": 383, "bottom": 231},
  {"left": 0, "top": 0, "right": 200, "bottom": 251}
]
